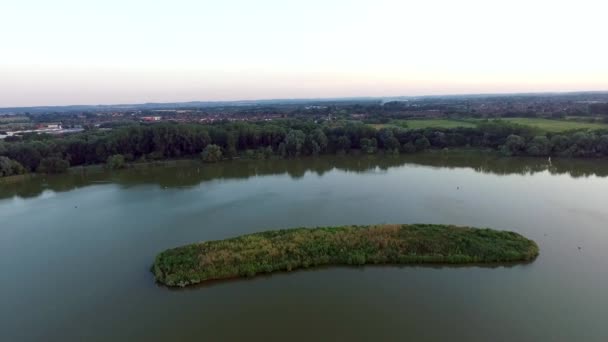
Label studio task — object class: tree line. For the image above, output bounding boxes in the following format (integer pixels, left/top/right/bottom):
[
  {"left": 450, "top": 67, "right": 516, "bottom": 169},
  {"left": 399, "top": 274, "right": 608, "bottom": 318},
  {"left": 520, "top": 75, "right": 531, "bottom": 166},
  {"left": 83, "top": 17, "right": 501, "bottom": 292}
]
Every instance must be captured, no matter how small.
[{"left": 2, "top": 120, "right": 608, "bottom": 177}]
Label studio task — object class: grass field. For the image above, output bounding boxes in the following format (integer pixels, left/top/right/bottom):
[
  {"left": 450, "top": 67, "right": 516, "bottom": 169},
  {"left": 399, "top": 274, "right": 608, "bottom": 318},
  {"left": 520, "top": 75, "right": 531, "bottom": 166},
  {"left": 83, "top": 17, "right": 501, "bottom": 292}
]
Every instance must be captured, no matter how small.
[
  {"left": 370, "top": 119, "right": 476, "bottom": 130},
  {"left": 403, "top": 119, "right": 477, "bottom": 129},
  {"left": 497, "top": 118, "right": 608, "bottom": 132},
  {"left": 369, "top": 117, "right": 608, "bottom": 132}
]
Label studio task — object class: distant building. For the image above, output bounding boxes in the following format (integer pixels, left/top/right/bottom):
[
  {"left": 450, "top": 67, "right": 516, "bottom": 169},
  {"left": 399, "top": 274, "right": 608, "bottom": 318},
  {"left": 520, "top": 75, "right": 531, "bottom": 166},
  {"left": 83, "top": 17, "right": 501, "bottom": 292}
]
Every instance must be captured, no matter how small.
[
  {"left": 141, "top": 116, "right": 162, "bottom": 122},
  {"left": 37, "top": 123, "right": 62, "bottom": 130}
]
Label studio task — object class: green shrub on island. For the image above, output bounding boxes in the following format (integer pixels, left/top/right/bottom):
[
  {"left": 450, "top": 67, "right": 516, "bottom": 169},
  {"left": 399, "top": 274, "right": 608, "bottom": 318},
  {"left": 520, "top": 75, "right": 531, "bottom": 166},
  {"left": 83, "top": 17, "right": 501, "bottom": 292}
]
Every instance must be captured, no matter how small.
[{"left": 153, "top": 224, "right": 539, "bottom": 287}]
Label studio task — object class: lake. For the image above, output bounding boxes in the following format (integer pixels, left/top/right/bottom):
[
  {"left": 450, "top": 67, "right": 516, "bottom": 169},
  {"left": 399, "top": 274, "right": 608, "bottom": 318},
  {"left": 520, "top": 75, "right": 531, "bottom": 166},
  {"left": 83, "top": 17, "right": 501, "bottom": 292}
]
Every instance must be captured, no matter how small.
[{"left": 1, "top": 152, "right": 607, "bottom": 341}]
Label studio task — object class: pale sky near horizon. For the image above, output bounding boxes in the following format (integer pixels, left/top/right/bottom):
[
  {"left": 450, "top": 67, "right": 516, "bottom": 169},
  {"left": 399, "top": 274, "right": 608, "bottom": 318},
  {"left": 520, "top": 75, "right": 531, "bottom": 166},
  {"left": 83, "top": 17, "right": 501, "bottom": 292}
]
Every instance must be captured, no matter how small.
[{"left": 1, "top": 0, "right": 607, "bottom": 107}]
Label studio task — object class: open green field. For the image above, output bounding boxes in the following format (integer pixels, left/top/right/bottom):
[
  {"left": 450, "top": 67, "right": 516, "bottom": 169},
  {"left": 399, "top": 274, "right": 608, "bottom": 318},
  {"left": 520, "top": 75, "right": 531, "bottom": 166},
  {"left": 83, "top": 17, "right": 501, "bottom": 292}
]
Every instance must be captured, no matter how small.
[
  {"left": 369, "top": 117, "right": 608, "bottom": 133},
  {"left": 403, "top": 119, "right": 477, "bottom": 129},
  {"left": 370, "top": 119, "right": 476, "bottom": 130},
  {"left": 497, "top": 118, "right": 608, "bottom": 132},
  {"left": 153, "top": 224, "right": 539, "bottom": 287}
]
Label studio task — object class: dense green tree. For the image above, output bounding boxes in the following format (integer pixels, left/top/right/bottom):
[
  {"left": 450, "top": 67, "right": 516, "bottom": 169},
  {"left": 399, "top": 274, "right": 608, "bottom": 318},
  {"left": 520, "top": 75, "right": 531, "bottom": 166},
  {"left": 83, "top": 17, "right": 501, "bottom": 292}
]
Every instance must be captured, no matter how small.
[
  {"left": 37, "top": 157, "right": 69, "bottom": 174},
  {"left": 597, "top": 135, "right": 608, "bottom": 155},
  {"left": 201, "top": 144, "right": 223, "bottom": 163},
  {"left": 526, "top": 136, "right": 552, "bottom": 156},
  {"left": 0, "top": 156, "right": 26, "bottom": 177},
  {"left": 284, "top": 130, "right": 306, "bottom": 156},
  {"left": 305, "top": 129, "right": 328, "bottom": 155},
  {"left": 106, "top": 154, "right": 126, "bottom": 169},
  {"left": 3, "top": 119, "right": 608, "bottom": 176},
  {"left": 571, "top": 132, "right": 596, "bottom": 157},
  {"left": 7, "top": 143, "right": 42, "bottom": 171},
  {"left": 378, "top": 128, "right": 400, "bottom": 151},
  {"left": 255, "top": 146, "right": 274, "bottom": 160},
  {"left": 336, "top": 135, "right": 352, "bottom": 153},
  {"left": 550, "top": 135, "right": 571, "bottom": 155},
  {"left": 402, "top": 142, "right": 416, "bottom": 154},
  {"left": 360, "top": 138, "right": 377, "bottom": 154},
  {"left": 277, "top": 142, "right": 287, "bottom": 158},
  {"left": 501, "top": 134, "right": 526, "bottom": 156},
  {"left": 414, "top": 136, "right": 431, "bottom": 151}
]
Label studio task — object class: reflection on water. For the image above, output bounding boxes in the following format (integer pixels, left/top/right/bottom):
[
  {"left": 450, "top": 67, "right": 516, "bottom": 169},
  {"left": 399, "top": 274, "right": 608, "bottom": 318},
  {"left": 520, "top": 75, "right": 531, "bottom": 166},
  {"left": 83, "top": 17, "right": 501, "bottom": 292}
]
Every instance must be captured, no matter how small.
[{"left": 3, "top": 151, "right": 608, "bottom": 200}]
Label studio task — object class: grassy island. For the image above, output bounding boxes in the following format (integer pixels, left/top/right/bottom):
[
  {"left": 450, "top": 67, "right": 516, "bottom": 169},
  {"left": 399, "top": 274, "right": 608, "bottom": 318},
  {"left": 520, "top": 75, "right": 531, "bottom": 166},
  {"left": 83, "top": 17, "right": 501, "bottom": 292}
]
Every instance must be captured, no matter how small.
[{"left": 153, "top": 224, "right": 539, "bottom": 287}]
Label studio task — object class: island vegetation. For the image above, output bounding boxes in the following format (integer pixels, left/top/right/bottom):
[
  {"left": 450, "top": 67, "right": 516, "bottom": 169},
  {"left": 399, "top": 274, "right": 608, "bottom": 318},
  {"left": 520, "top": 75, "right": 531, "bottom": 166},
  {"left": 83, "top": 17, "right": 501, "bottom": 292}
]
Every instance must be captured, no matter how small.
[{"left": 152, "top": 224, "right": 539, "bottom": 287}]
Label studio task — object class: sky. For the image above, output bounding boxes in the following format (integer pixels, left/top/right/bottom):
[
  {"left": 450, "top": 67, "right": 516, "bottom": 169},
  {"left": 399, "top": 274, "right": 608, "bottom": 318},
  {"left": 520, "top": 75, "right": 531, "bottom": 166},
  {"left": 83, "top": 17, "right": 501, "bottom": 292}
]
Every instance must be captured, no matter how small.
[{"left": 1, "top": 0, "right": 607, "bottom": 107}]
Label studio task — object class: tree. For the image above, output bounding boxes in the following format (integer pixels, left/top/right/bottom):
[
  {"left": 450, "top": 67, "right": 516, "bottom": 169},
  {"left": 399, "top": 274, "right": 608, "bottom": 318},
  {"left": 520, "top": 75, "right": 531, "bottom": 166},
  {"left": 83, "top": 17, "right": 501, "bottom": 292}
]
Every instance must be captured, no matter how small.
[
  {"left": 360, "top": 138, "right": 377, "bottom": 154},
  {"left": 37, "top": 157, "right": 70, "bottom": 174},
  {"left": 526, "top": 136, "right": 552, "bottom": 156},
  {"left": 550, "top": 135, "right": 570, "bottom": 154},
  {"left": 201, "top": 144, "right": 222, "bottom": 163},
  {"left": 106, "top": 154, "right": 126, "bottom": 169},
  {"left": 378, "top": 129, "right": 400, "bottom": 151},
  {"left": 284, "top": 130, "right": 306, "bottom": 156},
  {"left": 597, "top": 135, "right": 608, "bottom": 156},
  {"left": 402, "top": 142, "right": 416, "bottom": 154},
  {"left": 501, "top": 134, "right": 526, "bottom": 156},
  {"left": 225, "top": 132, "right": 238, "bottom": 158},
  {"left": 255, "top": 146, "right": 274, "bottom": 160},
  {"left": 277, "top": 142, "right": 287, "bottom": 158},
  {"left": 305, "top": 129, "right": 328, "bottom": 155},
  {"left": 414, "top": 136, "right": 431, "bottom": 151},
  {"left": 7, "top": 143, "right": 42, "bottom": 171},
  {"left": 0, "top": 156, "right": 26, "bottom": 177},
  {"left": 572, "top": 132, "right": 595, "bottom": 157},
  {"left": 337, "top": 135, "right": 351, "bottom": 153}
]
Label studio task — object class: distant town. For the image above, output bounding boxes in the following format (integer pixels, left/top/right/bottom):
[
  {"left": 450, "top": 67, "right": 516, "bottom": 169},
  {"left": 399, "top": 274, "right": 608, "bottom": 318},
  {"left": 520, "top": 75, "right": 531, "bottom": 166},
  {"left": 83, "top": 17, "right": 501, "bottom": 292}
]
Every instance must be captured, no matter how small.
[{"left": 1, "top": 91, "right": 608, "bottom": 140}]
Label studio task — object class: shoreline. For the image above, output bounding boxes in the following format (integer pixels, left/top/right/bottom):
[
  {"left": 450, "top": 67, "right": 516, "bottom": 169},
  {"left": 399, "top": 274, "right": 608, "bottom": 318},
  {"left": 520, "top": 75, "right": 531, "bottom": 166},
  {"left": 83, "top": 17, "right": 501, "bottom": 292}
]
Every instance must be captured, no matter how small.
[{"left": 1, "top": 147, "right": 602, "bottom": 186}]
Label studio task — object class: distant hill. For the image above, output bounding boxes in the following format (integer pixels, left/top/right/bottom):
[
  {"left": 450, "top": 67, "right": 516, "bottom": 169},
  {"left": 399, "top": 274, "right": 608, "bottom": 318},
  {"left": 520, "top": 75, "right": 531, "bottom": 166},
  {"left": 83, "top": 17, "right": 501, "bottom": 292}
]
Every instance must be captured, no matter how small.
[{"left": 1, "top": 91, "right": 607, "bottom": 115}]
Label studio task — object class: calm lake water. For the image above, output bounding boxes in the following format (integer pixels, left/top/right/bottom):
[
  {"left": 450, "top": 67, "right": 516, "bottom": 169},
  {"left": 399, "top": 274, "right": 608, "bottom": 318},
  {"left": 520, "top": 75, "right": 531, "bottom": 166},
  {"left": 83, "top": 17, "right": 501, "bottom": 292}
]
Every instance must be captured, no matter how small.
[{"left": 2, "top": 152, "right": 608, "bottom": 341}]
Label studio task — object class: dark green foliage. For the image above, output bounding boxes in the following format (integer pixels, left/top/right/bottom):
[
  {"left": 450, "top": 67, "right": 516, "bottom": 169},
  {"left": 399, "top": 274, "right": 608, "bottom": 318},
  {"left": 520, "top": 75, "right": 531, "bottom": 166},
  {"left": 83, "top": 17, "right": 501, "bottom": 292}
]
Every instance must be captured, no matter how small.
[
  {"left": 304, "top": 129, "right": 327, "bottom": 155},
  {"left": 550, "top": 135, "right": 571, "bottom": 155},
  {"left": 106, "top": 154, "right": 126, "bottom": 169},
  {"left": 336, "top": 135, "right": 351, "bottom": 153},
  {"left": 3, "top": 120, "right": 608, "bottom": 177},
  {"left": 153, "top": 224, "right": 539, "bottom": 287},
  {"left": 378, "top": 128, "right": 400, "bottom": 152},
  {"left": 402, "top": 142, "right": 416, "bottom": 154},
  {"left": 201, "top": 144, "right": 222, "bottom": 162},
  {"left": 598, "top": 135, "right": 608, "bottom": 155},
  {"left": 526, "top": 136, "right": 552, "bottom": 156},
  {"left": 414, "top": 136, "right": 431, "bottom": 151},
  {"left": 5, "top": 143, "right": 42, "bottom": 171},
  {"left": 360, "top": 137, "right": 378, "bottom": 154},
  {"left": 37, "top": 157, "right": 69, "bottom": 174},
  {"left": 0, "top": 156, "right": 26, "bottom": 177},
  {"left": 284, "top": 130, "right": 306, "bottom": 156},
  {"left": 501, "top": 134, "right": 526, "bottom": 156}
]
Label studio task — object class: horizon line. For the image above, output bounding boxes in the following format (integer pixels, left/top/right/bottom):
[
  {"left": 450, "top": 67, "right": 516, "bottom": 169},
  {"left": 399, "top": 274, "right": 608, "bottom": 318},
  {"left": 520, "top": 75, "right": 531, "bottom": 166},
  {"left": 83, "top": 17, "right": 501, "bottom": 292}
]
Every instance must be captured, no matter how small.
[{"left": 2, "top": 89, "right": 608, "bottom": 111}]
